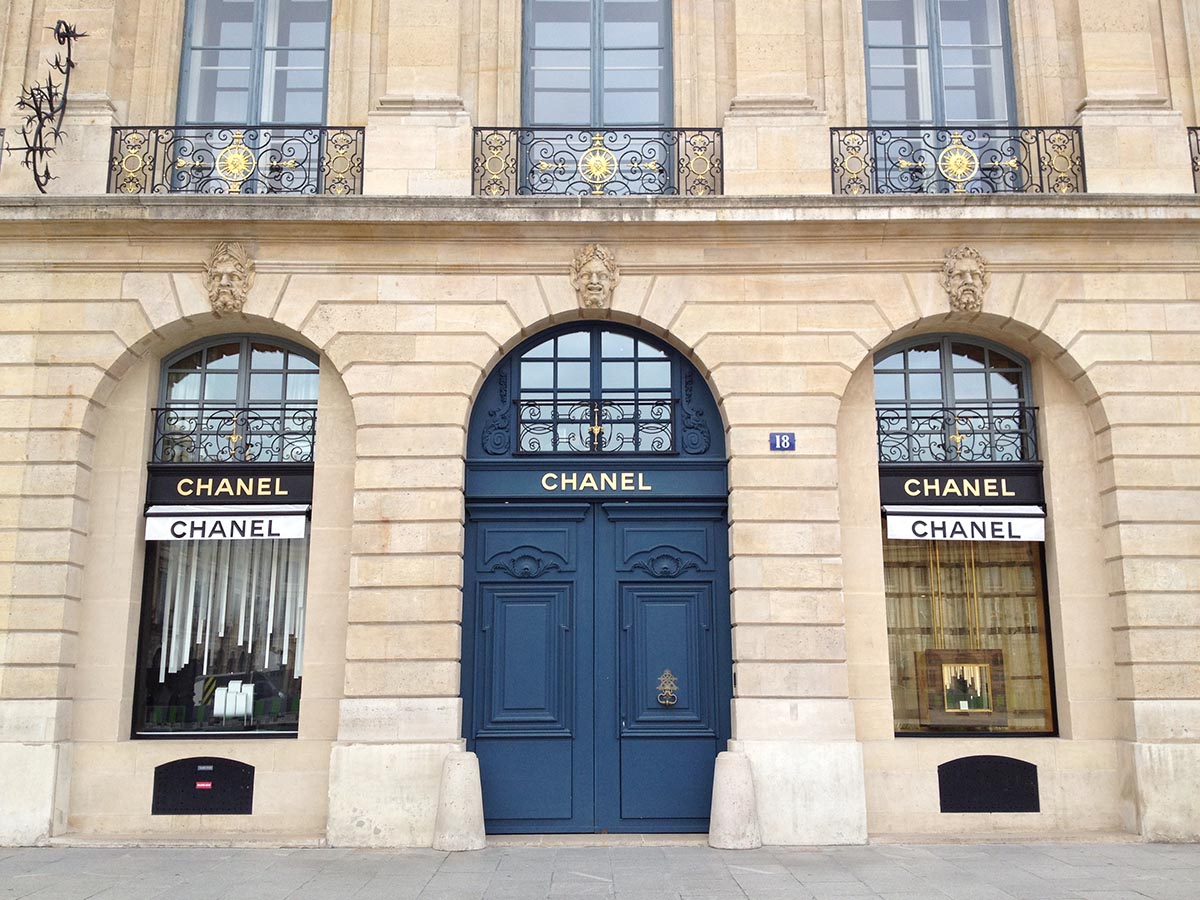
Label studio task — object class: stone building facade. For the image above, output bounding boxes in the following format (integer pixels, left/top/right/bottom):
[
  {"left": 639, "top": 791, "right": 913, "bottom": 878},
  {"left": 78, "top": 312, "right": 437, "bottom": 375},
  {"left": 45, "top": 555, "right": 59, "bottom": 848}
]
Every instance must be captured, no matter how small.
[{"left": 0, "top": 0, "right": 1198, "bottom": 846}]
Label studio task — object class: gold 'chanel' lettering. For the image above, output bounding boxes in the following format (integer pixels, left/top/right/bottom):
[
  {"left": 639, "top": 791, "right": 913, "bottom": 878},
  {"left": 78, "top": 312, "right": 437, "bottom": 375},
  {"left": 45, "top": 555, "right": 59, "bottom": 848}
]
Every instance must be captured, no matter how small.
[
  {"left": 903, "top": 476, "right": 1015, "bottom": 498},
  {"left": 175, "top": 476, "right": 289, "bottom": 498},
  {"left": 540, "top": 472, "right": 652, "bottom": 492}
]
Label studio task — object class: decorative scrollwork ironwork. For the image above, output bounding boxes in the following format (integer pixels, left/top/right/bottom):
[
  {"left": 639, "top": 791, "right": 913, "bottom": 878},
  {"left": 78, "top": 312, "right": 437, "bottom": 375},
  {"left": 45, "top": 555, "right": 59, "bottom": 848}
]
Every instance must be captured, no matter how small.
[
  {"left": 473, "top": 127, "right": 723, "bottom": 196},
  {"left": 831, "top": 127, "right": 1085, "bottom": 195},
  {"left": 876, "top": 405, "right": 1039, "bottom": 464},
  {"left": 517, "top": 399, "right": 675, "bottom": 454},
  {"left": 1189, "top": 127, "right": 1200, "bottom": 194},
  {"left": 152, "top": 406, "right": 316, "bottom": 464},
  {"left": 10, "top": 21, "right": 87, "bottom": 193},
  {"left": 108, "top": 126, "right": 365, "bottom": 195},
  {"left": 481, "top": 365, "right": 512, "bottom": 456},
  {"left": 680, "top": 370, "right": 712, "bottom": 455}
]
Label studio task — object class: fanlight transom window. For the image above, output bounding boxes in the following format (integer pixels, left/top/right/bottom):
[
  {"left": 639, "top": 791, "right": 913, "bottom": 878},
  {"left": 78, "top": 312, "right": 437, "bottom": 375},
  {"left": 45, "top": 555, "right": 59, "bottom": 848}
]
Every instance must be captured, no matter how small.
[
  {"left": 517, "top": 328, "right": 676, "bottom": 453},
  {"left": 873, "top": 336, "right": 1036, "bottom": 463},
  {"left": 157, "top": 337, "right": 318, "bottom": 463}
]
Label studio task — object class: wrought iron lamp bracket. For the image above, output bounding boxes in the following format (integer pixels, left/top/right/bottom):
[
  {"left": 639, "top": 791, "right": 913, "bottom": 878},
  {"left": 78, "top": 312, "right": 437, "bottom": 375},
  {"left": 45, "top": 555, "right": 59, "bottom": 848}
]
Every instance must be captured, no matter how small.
[{"left": 8, "top": 21, "right": 87, "bottom": 193}]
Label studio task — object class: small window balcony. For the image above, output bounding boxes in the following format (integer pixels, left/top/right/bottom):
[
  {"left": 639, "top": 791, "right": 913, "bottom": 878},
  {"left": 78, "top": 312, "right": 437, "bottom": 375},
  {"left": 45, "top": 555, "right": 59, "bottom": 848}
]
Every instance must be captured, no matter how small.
[
  {"left": 109, "top": 126, "right": 365, "bottom": 195},
  {"left": 876, "top": 404, "right": 1039, "bottom": 465},
  {"left": 472, "top": 127, "right": 723, "bottom": 196},
  {"left": 832, "top": 127, "right": 1086, "bottom": 195},
  {"left": 152, "top": 406, "right": 316, "bottom": 465}
]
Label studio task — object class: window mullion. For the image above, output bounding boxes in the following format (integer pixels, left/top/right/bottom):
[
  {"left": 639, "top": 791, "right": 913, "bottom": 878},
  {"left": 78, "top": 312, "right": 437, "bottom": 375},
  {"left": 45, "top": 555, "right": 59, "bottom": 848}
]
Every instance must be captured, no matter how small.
[
  {"left": 249, "top": 0, "right": 269, "bottom": 127},
  {"left": 593, "top": 0, "right": 604, "bottom": 127},
  {"left": 927, "top": 0, "right": 947, "bottom": 127}
]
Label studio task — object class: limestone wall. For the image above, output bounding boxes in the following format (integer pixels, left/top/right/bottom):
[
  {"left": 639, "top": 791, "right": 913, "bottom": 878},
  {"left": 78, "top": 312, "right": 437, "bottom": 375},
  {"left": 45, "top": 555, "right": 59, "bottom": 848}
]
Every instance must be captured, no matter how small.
[{"left": 0, "top": 198, "right": 1196, "bottom": 844}]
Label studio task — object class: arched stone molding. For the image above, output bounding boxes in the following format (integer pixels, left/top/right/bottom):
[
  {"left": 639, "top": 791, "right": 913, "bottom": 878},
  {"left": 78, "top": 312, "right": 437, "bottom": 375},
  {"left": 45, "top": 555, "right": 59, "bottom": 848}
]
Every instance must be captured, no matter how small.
[
  {"left": 834, "top": 306, "right": 1200, "bottom": 839},
  {"left": 61, "top": 314, "right": 356, "bottom": 838}
]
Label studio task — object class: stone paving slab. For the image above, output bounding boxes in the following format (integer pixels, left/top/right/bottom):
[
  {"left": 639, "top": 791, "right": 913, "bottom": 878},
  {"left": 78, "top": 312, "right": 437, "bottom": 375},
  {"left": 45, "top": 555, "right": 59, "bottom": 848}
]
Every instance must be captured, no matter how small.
[{"left": 1, "top": 842, "right": 1198, "bottom": 900}]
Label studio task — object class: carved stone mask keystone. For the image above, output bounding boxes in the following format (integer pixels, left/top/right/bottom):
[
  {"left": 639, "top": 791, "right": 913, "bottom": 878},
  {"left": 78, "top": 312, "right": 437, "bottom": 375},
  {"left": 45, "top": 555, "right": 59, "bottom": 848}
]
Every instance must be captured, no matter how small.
[
  {"left": 203, "top": 241, "right": 255, "bottom": 314},
  {"left": 570, "top": 244, "right": 619, "bottom": 310},
  {"left": 940, "top": 245, "right": 990, "bottom": 313}
]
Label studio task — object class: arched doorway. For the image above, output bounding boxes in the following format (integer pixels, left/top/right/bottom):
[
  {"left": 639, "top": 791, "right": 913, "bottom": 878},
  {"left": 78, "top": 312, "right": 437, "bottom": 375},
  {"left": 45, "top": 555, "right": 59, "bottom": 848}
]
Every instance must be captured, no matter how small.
[{"left": 462, "top": 323, "right": 732, "bottom": 833}]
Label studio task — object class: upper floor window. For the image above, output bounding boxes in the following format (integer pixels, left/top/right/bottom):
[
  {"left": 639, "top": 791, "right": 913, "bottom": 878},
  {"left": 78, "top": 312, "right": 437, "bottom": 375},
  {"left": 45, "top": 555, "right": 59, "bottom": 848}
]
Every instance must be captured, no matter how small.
[
  {"left": 525, "top": 0, "right": 672, "bottom": 127},
  {"left": 864, "top": 0, "right": 1014, "bottom": 127},
  {"left": 874, "top": 336, "right": 1036, "bottom": 463},
  {"left": 180, "top": 0, "right": 332, "bottom": 126},
  {"left": 156, "top": 337, "right": 319, "bottom": 464}
]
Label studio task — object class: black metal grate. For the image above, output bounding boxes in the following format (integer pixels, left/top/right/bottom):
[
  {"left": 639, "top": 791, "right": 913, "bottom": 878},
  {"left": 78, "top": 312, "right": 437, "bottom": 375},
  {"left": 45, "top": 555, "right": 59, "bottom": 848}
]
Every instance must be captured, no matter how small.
[
  {"left": 832, "top": 126, "right": 1085, "bottom": 194},
  {"left": 108, "top": 125, "right": 365, "bottom": 195},
  {"left": 473, "top": 127, "right": 722, "bottom": 196},
  {"left": 876, "top": 404, "right": 1039, "bottom": 464}
]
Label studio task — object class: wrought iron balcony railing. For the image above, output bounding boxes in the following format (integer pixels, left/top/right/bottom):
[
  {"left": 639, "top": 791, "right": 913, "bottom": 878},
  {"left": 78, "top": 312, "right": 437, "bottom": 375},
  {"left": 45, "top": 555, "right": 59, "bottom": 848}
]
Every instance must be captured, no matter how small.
[
  {"left": 876, "top": 404, "right": 1038, "bottom": 464},
  {"left": 832, "top": 127, "right": 1085, "bottom": 195},
  {"left": 517, "top": 398, "right": 676, "bottom": 453},
  {"left": 473, "top": 127, "right": 722, "bottom": 196},
  {"left": 152, "top": 405, "right": 316, "bottom": 464},
  {"left": 109, "top": 126, "right": 365, "bottom": 195},
  {"left": 1189, "top": 128, "right": 1200, "bottom": 193}
]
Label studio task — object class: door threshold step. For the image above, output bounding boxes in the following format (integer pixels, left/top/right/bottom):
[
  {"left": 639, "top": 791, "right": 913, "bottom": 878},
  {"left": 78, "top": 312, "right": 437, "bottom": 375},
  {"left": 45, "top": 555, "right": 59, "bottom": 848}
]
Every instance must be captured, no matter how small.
[{"left": 487, "top": 834, "right": 709, "bottom": 847}]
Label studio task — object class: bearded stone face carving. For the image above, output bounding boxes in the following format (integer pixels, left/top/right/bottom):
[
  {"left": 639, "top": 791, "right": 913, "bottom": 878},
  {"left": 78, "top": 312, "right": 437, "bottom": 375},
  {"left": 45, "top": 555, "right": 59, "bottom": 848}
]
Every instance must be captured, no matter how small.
[
  {"left": 940, "top": 245, "right": 990, "bottom": 313},
  {"left": 203, "top": 241, "right": 255, "bottom": 314},
  {"left": 570, "top": 244, "right": 619, "bottom": 310}
]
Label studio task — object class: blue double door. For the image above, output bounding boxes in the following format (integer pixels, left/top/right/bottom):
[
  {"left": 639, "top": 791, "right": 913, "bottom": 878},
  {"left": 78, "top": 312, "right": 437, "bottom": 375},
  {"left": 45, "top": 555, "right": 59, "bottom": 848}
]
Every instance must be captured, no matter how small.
[{"left": 463, "top": 500, "right": 732, "bottom": 833}]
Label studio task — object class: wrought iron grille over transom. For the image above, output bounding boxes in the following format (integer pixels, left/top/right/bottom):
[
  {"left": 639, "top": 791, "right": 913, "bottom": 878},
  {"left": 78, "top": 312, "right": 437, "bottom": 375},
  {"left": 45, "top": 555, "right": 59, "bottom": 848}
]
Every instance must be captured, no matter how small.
[
  {"left": 154, "top": 338, "right": 318, "bottom": 464},
  {"left": 874, "top": 338, "right": 1039, "bottom": 464},
  {"left": 473, "top": 127, "right": 723, "bottom": 196},
  {"left": 108, "top": 126, "right": 364, "bottom": 195},
  {"left": 831, "top": 127, "right": 1085, "bottom": 194}
]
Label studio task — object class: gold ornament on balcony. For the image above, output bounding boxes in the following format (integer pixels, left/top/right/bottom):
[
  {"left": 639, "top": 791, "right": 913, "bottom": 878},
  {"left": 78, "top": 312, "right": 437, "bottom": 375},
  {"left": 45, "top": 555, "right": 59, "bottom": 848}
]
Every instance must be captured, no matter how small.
[
  {"left": 937, "top": 133, "right": 979, "bottom": 192},
  {"left": 940, "top": 245, "right": 990, "bottom": 314},
  {"left": 578, "top": 133, "right": 618, "bottom": 195},
  {"left": 203, "top": 241, "right": 256, "bottom": 314},
  {"left": 570, "top": 244, "right": 619, "bottom": 310}
]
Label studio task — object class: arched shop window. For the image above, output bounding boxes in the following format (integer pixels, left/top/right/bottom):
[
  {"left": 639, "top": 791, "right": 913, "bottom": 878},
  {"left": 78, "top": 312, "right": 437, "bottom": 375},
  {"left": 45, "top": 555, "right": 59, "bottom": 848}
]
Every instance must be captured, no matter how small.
[
  {"left": 874, "top": 336, "right": 1054, "bottom": 735},
  {"left": 132, "top": 337, "right": 318, "bottom": 736}
]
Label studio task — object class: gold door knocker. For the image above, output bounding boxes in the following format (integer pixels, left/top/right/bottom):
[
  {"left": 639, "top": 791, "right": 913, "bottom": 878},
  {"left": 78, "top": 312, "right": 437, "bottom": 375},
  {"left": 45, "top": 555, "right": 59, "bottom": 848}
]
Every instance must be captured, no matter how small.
[{"left": 656, "top": 669, "right": 679, "bottom": 706}]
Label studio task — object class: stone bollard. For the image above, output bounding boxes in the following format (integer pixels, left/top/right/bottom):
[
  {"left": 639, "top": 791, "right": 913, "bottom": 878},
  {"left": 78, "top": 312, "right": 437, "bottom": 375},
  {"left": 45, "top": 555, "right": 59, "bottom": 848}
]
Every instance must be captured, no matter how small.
[
  {"left": 708, "top": 750, "right": 762, "bottom": 849},
  {"left": 431, "top": 751, "right": 487, "bottom": 851}
]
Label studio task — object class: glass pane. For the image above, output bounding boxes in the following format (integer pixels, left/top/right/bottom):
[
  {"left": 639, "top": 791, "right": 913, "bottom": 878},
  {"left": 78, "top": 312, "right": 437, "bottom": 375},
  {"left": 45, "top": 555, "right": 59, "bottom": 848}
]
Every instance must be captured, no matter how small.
[
  {"left": 603, "top": 91, "right": 660, "bottom": 124},
  {"left": 602, "top": 332, "right": 635, "bottom": 358},
  {"left": 951, "top": 343, "right": 986, "bottom": 369},
  {"left": 867, "top": 48, "right": 932, "bottom": 123},
  {"left": 206, "top": 343, "right": 241, "bottom": 369},
  {"left": 262, "top": 48, "right": 326, "bottom": 123},
  {"left": 187, "top": 49, "right": 252, "bottom": 123},
  {"left": 874, "top": 372, "right": 906, "bottom": 402},
  {"left": 250, "top": 373, "right": 284, "bottom": 401},
  {"left": 638, "top": 360, "right": 670, "bottom": 390},
  {"left": 906, "top": 344, "right": 941, "bottom": 369},
  {"left": 193, "top": 0, "right": 255, "bottom": 48},
  {"left": 602, "top": 361, "right": 635, "bottom": 391},
  {"left": 252, "top": 343, "right": 286, "bottom": 369},
  {"left": 875, "top": 351, "right": 903, "bottom": 370},
  {"left": 865, "top": 0, "right": 928, "bottom": 45},
  {"left": 989, "top": 349, "right": 1019, "bottom": 370},
  {"left": 990, "top": 371, "right": 1021, "bottom": 401},
  {"left": 952, "top": 371, "right": 987, "bottom": 400},
  {"left": 269, "top": 0, "right": 330, "bottom": 47},
  {"left": 557, "top": 331, "right": 590, "bottom": 358},
  {"left": 286, "top": 372, "right": 319, "bottom": 401},
  {"left": 172, "top": 350, "right": 204, "bottom": 371},
  {"left": 204, "top": 372, "right": 239, "bottom": 401},
  {"left": 521, "top": 361, "right": 554, "bottom": 391},
  {"left": 636, "top": 340, "right": 667, "bottom": 359},
  {"left": 524, "top": 337, "right": 554, "bottom": 358},
  {"left": 134, "top": 538, "right": 309, "bottom": 735},
  {"left": 939, "top": 0, "right": 1003, "bottom": 46},
  {"left": 167, "top": 371, "right": 202, "bottom": 402},
  {"left": 908, "top": 373, "right": 943, "bottom": 401},
  {"left": 557, "top": 361, "right": 590, "bottom": 390},
  {"left": 883, "top": 536, "right": 1052, "bottom": 734}
]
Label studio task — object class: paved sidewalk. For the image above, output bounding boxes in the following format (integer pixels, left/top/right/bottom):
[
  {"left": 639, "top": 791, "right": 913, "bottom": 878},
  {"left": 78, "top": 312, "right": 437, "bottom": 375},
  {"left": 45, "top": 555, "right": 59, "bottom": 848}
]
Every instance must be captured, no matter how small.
[{"left": 1, "top": 840, "right": 1198, "bottom": 900}]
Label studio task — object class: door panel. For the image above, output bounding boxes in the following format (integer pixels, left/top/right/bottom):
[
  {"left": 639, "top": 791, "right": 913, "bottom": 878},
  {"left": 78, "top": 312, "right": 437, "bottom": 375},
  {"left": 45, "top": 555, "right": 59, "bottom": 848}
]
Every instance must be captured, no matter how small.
[{"left": 465, "top": 500, "right": 730, "bottom": 833}]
